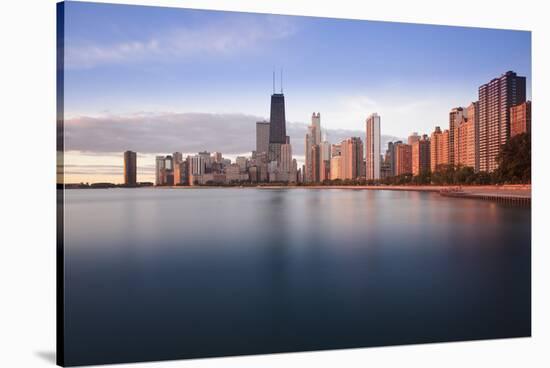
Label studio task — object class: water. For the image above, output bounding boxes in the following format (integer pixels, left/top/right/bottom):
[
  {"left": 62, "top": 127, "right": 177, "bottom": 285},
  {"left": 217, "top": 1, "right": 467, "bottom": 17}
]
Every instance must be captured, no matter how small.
[{"left": 63, "top": 188, "right": 531, "bottom": 366}]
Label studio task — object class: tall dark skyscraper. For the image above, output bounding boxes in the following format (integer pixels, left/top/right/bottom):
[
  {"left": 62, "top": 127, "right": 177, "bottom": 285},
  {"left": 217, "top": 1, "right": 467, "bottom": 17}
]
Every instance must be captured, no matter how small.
[
  {"left": 123, "top": 150, "right": 137, "bottom": 186},
  {"left": 478, "top": 71, "right": 526, "bottom": 172},
  {"left": 269, "top": 93, "right": 287, "bottom": 144},
  {"left": 268, "top": 71, "right": 288, "bottom": 164}
]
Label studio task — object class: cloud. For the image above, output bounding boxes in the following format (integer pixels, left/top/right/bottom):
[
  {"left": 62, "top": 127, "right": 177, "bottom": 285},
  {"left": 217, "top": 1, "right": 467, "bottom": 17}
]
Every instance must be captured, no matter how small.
[
  {"left": 63, "top": 112, "right": 402, "bottom": 158},
  {"left": 65, "top": 15, "right": 297, "bottom": 69}
]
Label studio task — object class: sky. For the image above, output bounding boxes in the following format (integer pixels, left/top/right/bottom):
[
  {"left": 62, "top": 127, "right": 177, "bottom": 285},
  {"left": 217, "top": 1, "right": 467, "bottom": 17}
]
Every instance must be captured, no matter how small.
[{"left": 61, "top": 1, "right": 531, "bottom": 183}]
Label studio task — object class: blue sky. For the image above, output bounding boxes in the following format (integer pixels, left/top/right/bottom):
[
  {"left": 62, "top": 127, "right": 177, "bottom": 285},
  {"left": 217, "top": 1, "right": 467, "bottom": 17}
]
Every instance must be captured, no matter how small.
[{"left": 61, "top": 1, "right": 531, "bottom": 182}]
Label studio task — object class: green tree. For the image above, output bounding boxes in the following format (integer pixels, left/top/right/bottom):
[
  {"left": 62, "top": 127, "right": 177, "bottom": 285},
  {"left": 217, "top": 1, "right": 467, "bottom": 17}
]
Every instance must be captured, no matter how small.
[{"left": 494, "top": 133, "right": 531, "bottom": 183}]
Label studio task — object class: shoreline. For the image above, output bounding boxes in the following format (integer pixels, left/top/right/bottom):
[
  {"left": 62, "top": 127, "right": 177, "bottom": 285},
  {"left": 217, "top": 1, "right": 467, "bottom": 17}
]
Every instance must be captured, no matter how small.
[
  {"left": 162, "top": 184, "right": 532, "bottom": 202},
  {"left": 64, "top": 184, "right": 531, "bottom": 204}
]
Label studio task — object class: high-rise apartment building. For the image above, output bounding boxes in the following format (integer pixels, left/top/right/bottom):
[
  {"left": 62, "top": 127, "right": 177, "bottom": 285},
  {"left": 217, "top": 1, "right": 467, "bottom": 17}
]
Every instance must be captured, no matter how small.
[
  {"left": 164, "top": 155, "right": 174, "bottom": 185},
  {"left": 235, "top": 156, "right": 248, "bottom": 172},
  {"left": 407, "top": 132, "right": 420, "bottom": 146},
  {"left": 190, "top": 155, "right": 205, "bottom": 176},
  {"left": 173, "top": 160, "right": 189, "bottom": 186},
  {"left": 330, "top": 155, "right": 343, "bottom": 180},
  {"left": 172, "top": 152, "right": 183, "bottom": 165},
  {"left": 155, "top": 155, "right": 173, "bottom": 185},
  {"left": 394, "top": 143, "right": 412, "bottom": 175},
  {"left": 430, "top": 126, "right": 450, "bottom": 172},
  {"left": 510, "top": 101, "right": 531, "bottom": 137},
  {"left": 123, "top": 150, "right": 137, "bottom": 186},
  {"left": 256, "top": 121, "right": 270, "bottom": 155},
  {"left": 455, "top": 114, "right": 476, "bottom": 169},
  {"left": 479, "top": 71, "right": 526, "bottom": 172},
  {"left": 341, "top": 137, "right": 363, "bottom": 180},
  {"left": 449, "top": 107, "right": 466, "bottom": 166},
  {"left": 331, "top": 143, "right": 342, "bottom": 157},
  {"left": 155, "top": 156, "right": 166, "bottom": 186},
  {"left": 466, "top": 101, "right": 480, "bottom": 172},
  {"left": 412, "top": 135, "right": 430, "bottom": 176},
  {"left": 385, "top": 142, "right": 395, "bottom": 177},
  {"left": 212, "top": 152, "right": 223, "bottom": 163},
  {"left": 365, "top": 113, "right": 381, "bottom": 180}
]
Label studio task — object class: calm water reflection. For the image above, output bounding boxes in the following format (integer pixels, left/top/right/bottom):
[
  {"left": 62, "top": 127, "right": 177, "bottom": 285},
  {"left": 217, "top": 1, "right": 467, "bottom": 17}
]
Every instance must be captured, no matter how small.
[{"left": 64, "top": 188, "right": 530, "bottom": 366}]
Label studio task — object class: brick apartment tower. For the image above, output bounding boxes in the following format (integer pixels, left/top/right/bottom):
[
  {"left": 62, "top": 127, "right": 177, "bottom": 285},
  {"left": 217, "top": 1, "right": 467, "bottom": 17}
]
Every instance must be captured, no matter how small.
[
  {"left": 412, "top": 135, "right": 430, "bottom": 176},
  {"left": 510, "top": 101, "right": 531, "bottom": 137},
  {"left": 430, "top": 127, "right": 449, "bottom": 172},
  {"left": 478, "top": 71, "right": 526, "bottom": 172},
  {"left": 394, "top": 142, "right": 412, "bottom": 175},
  {"left": 341, "top": 137, "right": 363, "bottom": 180}
]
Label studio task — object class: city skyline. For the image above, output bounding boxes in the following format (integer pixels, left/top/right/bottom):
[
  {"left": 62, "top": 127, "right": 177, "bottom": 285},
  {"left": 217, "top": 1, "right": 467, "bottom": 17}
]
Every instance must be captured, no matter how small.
[{"left": 61, "top": 2, "right": 531, "bottom": 184}]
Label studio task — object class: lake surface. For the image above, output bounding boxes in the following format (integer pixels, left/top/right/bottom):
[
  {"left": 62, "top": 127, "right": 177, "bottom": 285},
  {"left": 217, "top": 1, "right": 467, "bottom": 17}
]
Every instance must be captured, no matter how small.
[{"left": 63, "top": 188, "right": 531, "bottom": 366}]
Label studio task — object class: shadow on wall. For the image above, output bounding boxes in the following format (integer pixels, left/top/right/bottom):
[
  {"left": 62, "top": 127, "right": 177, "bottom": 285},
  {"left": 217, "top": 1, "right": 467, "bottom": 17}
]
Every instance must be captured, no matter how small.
[{"left": 35, "top": 351, "right": 56, "bottom": 364}]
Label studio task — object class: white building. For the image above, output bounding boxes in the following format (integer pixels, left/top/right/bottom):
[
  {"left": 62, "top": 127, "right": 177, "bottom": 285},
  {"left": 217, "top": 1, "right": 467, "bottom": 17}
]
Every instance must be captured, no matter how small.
[
  {"left": 305, "top": 112, "right": 322, "bottom": 183},
  {"left": 365, "top": 113, "right": 381, "bottom": 180}
]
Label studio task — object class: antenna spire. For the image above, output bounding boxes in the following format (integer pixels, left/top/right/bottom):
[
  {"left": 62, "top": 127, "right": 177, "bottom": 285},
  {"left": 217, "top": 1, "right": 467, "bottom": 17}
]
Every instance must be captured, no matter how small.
[
  {"left": 280, "top": 68, "right": 283, "bottom": 93},
  {"left": 272, "top": 69, "right": 275, "bottom": 94}
]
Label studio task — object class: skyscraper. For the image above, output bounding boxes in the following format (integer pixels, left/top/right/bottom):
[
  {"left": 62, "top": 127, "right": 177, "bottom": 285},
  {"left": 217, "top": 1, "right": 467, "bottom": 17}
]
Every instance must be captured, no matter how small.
[
  {"left": 455, "top": 114, "right": 476, "bottom": 169},
  {"left": 212, "top": 152, "right": 223, "bottom": 163},
  {"left": 510, "top": 101, "right": 531, "bottom": 137},
  {"left": 449, "top": 107, "right": 466, "bottom": 166},
  {"left": 279, "top": 143, "right": 293, "bottom": 179},
  {"left": 256, "top": 121, "right": 270, "bottom": 155},
  {"left": 412, "top": 135, "right": 430, "bottom": 176},
  {"left": 269, "top": 95, "right": 286, "bottom": 144},
  {"left": 394, "top": 143, "right": 412, "bottom": 176},
  {"left": 305, "top": 113, "right": 322, "bottom": 183},
  {"left": 407, "top": 132, "right": 420, "bottom": 146},
  {"left": 430, "top": 126, "right": 449, "bottom": 172},
  {"left": 155, "top": 156, "right": 166, "bottom": 186},
  {"left": 190, "top": 155, "right": 206, "bottom": 175},
  {"left": 365, "top": 113, "right": 381, "bottom": 180},
  {"left": 172, "top": 152, "right": 183, "bottom": 165},
  {"left": 385, "top": 142, "right": 395, "bottom": 177},
  {"left": 173, "top": 160, "right": 189, "bottom": 186},
  {"left": 236, "top": 156, "right": 248, "bottom": 172},
  {"left": 291, "top": 158, "right": 298, "bottom": 183},
  {"left": 268, "top": 78, "right": 287, "bottom": 164},
  {"left": 467, "top": 101, "right": 480, "bottom": 172},
  {"left": 331, "top": 143, "right": 342, "bottom": 157},
  {"left": 479, "top": 71, "right": 526, "bottom": 172},
  {"left": 330, "top": 155, "right": 343, "bottom": 180},
  {"left": 123, "top": 150, "right": 137, "bottom": 186},
  {"left": 320, "top": 140, "right": 331, "bottom": 182},
  {"left": 341, "top": 137, "right": 363, "bottom": 180},
  {"left": 164, "top": 155, "right": 174, "bottom": 185},
  {"left": 172, "top": 152, "right": 184, "bottom": 185},
  {"left": 311, "top": 112, "right": 322, "bottom": 145},
  {"left": 310, "top": 144, "right": 321, "bottom": 183}
]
